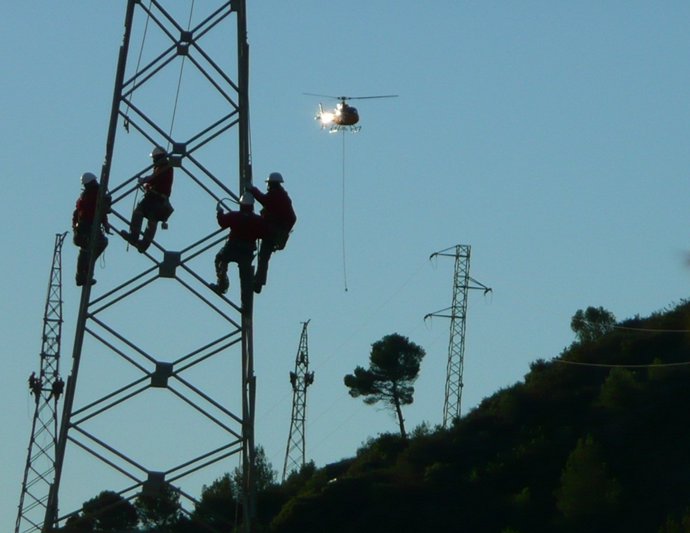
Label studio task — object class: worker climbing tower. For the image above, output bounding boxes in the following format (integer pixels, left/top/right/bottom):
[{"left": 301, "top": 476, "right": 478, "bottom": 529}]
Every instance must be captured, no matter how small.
[
  {"left": 282, "top": 320, "right": 314, "bottom": 482},
  {"left": 44, "top": 2, "right": 256, "bottom": 531},
  {"left": 15, "top": 233, "right": 67, "bottom": 533},
  {"left": 426, "top": 245, "right": 491, "bottom": 427}
]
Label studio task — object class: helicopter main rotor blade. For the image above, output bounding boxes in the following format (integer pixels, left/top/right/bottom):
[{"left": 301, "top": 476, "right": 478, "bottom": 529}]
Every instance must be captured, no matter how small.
[
  {"left": 303, "top": 92, "right": 341, "bottom": 99},
  {"left": 304, "top": 93, "right": 399, "bottom": 101},
  {"left": 346, "top": 94, "right": 399, "bottom": 100}
]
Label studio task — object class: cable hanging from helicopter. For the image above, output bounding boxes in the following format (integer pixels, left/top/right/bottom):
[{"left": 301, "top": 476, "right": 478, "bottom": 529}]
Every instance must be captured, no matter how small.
[
  {"left": 304, "top": 93, "right": 398, "bottom": 133},
  {"left": 305, "top": 93, "right": 398, "bottom": 292}
]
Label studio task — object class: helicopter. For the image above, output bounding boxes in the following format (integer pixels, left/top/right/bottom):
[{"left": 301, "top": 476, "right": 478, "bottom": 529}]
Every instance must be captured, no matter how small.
[{"left": 305, "top": 93, "right": 398, "bottom": 133}]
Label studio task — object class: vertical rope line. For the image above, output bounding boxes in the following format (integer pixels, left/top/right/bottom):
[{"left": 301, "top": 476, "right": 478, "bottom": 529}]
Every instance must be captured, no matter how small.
[
  {"left": 167, "top": 0, "right": 196, "bottom": 145},
  {"left": 124, "top": 0, "right": 153, "bottom": 130},
  {"left": 341, "top": 131, "right": 348, "bottom": 292}
]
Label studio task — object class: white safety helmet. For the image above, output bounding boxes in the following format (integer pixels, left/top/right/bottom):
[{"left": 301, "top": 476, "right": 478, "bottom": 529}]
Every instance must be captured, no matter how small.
[
  {"left": 81, "top": 172, "right": 98, "bottom": 186},
  {"left": 239, "top": 192, "right": 254, "bottom": 207},
  {"left": 150, "top": 146, "right": 166, "bottom": 158},
  {"left": 266, "top": 172, "right": 284, "bottom": 184}
]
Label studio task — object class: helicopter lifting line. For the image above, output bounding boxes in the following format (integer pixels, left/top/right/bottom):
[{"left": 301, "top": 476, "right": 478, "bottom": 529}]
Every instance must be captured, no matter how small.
[
  {"left": 341, "top": 130, "right": 348, "bottom": 292},
  {"left": 305, "top": 93, "right": 398, "bottom": 292}
]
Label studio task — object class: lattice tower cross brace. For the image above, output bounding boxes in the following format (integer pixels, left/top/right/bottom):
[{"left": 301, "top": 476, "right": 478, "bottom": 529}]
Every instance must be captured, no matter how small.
[
  {"left": 15, "top": 233, "right": 67, "bottom": 533},
  {"left": 426, "top": 245, "right": 491, "bottom": 428},
  {"left": 282, "top": 320, "right": 314, "bottom": 482}
]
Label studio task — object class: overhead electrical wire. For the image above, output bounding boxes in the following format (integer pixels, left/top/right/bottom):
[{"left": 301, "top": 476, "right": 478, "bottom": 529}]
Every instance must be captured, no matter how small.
[
  {"left": 555, "top": 359, "right": 690, "bottom": 369},
  {"left": 554, "top": 323, "right": 690, "bottom": 368},
  {"left": 257, "top": 259, "right": 429, "bottom": 422},
  {"left": 613, "top": 325, "right": 690, "bottom": 333}
]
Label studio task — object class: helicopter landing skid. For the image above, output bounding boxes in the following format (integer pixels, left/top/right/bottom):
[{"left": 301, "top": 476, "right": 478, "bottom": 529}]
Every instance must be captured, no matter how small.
[{"left": 329, "top": 125, "right": 361, "bottom": 134}]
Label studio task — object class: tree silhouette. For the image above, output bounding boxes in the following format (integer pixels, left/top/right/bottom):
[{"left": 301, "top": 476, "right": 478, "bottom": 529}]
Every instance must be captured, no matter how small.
[
  {"left": 570, "top": 306, "right": 616, "bottom": 343},
  {"left": 556, "top": 435, "right": 621, "bottom": 527},
  {"left": 230, "top": 445, "right": 278, "bottom": 496},
  {"left": 62, "top": 490, "right": 139, "bottom": 531},
  {"left": 191, "top": 445, "right": 277, "bottom": 530},
  {"left": 344, "top": 333, "right": 425, "bottom": 439},
  {"left": 135, "top": 483, "right": 182, "bottom": 530}
]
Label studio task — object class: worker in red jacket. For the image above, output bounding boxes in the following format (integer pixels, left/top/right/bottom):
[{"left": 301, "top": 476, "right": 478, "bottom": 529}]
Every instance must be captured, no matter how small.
[
  {"left": 248, "top": 172, "right": 296, "bottom": 293},
  {"left": 120, "top": 146, "right": 174, "bottom": 253},
  {"left": 210, "top": 192, "right": 267, "bottom": 301},
  {"left": 72, "top": 172, "right": 110, "bottom": 286}
]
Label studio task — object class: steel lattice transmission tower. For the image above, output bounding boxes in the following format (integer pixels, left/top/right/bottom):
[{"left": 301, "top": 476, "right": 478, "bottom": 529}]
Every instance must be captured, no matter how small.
[
  {"left": 282, "top": 320, "right": 314, "bottom": 482},
  {"left": 44, "top": 2, "right": 256, "bottom": 531},
  {"left": 426, "top": 245, "right": 491, "bottom": 428},
  {"left": 15, "top": 233, "right": 67, "bottom": 533}
]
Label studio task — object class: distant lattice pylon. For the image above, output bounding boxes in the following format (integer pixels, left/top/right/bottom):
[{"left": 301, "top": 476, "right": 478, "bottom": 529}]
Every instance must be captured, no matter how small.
[
  {"left": 426, "top": 245, "right": 491, "bottom": 427},
  {"left": 15, "top": 233, "right": 67, "bottom": 533},
  {"left": 282, "top": 320, "right": 314, "bottom": 482}
]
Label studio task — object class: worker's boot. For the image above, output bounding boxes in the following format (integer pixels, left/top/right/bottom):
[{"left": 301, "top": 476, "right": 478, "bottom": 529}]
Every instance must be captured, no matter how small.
[
  {"left": 75, "top": 251, "right": 96, "bottom": 286},
  {"left": 210, "top": 276, "right": 229, "bottom": 295},
  {"left": 129, "top": 208, "right": 144, "bottom": 240},
  {"left": 253, "top": 271, "right": 265, "bottom": 294},
  {"left": 119, "top": 229, "right": 138, "bottom": 246},
  {"left": 137, "top": 220, "right": 158, "bottom": 253},
  {"left": 254, "top": 256, "right": 268, "bottom": 293},
  {"left": 211, "top": 258, "right": 230, "bottom": 294}
]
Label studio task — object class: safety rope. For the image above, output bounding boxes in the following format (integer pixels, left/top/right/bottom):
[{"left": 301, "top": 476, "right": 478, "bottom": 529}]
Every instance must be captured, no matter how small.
[
  {"left": 99, "top": 248, "right": 107, "bottom": 271},
  {"left": 124, "top": 0, "right": 153, "bottom": 132},
  {"left": 167, "top": 0, "right": 196, "bottom": 145},
  {"left": 122, "top": 187, "right": 140, "bottom": 252},
  {"left": 217, "top": 197, "right": 237, "bottom": 212}
]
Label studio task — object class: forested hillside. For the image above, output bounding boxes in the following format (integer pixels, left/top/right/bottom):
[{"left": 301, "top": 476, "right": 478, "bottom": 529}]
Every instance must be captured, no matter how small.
[
  {"left": 270, "top": 301, "right": 690, "bottom": 533},
  {"left": 61, "top": 301, "right": 690, "bottom": 532}
]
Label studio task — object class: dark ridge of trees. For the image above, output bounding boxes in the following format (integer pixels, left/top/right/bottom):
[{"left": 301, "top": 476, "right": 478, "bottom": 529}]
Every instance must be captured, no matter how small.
[{"left": 58, "top": 300, "right": 690, "bottom": 533}]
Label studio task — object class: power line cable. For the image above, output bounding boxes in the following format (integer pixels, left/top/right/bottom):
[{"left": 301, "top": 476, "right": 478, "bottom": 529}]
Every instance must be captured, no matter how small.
[
  {"left": 555, "top": 359, "right": 690, "bottom": 369},
  {"left": 614, "top": 325, "right": 690, "bottom": 333}
]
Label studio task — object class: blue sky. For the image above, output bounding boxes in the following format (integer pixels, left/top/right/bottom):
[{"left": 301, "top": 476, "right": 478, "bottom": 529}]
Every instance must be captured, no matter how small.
[{"left": 3, "top": 1, "right": 690, "bottom": 528}]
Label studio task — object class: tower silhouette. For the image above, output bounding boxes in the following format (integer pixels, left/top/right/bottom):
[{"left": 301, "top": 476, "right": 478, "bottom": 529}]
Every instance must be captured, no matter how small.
[
  {"left": 16, "top": 233, "right": 67, "bottom": 533},
  {"left": 282, "top": 320, "right": 314, "bottom": 482},
  {"left": 43, "top": 2, "right": 256, "bottom": 531},
  {"left": 426, "top": 245, "right": 491, "bottom": 427}
]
